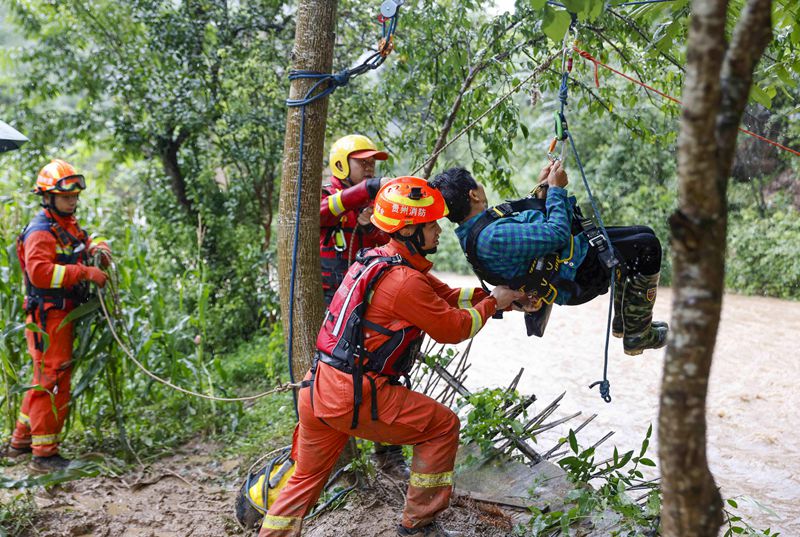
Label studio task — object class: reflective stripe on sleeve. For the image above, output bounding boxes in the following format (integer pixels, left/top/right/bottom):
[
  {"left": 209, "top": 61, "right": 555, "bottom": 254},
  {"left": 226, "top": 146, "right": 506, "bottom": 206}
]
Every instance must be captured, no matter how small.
[
  {"left": 465, "top": 307, "right": 483, "bottom": 338},
  {"left": 261, "top": 514, "right": 302, "bottom": 531},
  {"left": 18, "top": 413, "right": 31, "bottom": 426},
  {"left": 409, "top": 470, "right": 454, "bottom": 488},
  {"left": 327, "top": 192, "right": 346, "bottom": 216},
  {"left": 50, "top": 264, "right": 66, "bottom": 288},
  {"left": 457, "top": 288, "right": 474, "bottom": 309}
]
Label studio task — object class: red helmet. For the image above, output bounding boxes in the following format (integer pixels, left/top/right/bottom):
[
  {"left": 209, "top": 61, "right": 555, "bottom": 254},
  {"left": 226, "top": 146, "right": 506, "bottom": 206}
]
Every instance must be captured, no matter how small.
[
  {"left": 34, "top": 159, "right": 86, "bottom": 195},
  {"left": 371, "top": 176, "right": 449, "bottom": 233}
]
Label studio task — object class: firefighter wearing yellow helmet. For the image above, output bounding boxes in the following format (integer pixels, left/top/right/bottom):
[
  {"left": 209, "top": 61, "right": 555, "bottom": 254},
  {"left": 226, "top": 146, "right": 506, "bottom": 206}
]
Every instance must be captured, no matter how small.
[{"left": 320, "top": 134, "right": 390, "bottom": 304}]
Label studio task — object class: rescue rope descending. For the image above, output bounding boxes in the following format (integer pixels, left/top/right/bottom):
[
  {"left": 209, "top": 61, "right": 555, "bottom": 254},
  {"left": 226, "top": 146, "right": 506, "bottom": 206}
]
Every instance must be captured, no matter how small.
[{"left": 550, "top": 22, "right": 617, "bottom": 403}]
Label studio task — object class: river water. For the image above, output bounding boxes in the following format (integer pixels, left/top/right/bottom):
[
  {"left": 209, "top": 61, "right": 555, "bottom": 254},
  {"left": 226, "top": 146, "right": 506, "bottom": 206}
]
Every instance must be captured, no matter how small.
[{"left": 440, "top": 273, "right": 800, "bottom": 536}]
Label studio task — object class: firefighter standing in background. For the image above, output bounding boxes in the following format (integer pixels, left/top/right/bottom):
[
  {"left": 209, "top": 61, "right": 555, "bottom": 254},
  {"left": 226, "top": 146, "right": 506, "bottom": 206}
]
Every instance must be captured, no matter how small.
[
  {"left": 261, "top": 177, "right": 523, "bottom": 537},
  {"left": 320, "top": 134, "right": 391, "bottom": 304},
  {"left": 2, "top": 160, "right": 110, "bottom": 473},
  {"left": 320, "top": 134, "right": 409, "bottom": 478}
]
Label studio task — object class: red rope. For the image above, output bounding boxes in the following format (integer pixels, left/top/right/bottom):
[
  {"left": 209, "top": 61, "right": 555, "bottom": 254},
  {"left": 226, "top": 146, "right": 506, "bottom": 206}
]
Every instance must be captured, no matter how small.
[{"left": 573, "top": 46, "right": 800, "bottom": 158}]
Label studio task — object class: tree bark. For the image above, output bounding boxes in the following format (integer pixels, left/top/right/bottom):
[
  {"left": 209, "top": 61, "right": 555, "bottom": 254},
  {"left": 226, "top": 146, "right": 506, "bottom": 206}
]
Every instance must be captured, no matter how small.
[
  {"left": 659, "top": 1, "right": 772, "bottom": 535},
  {"left": 277, "top": 0, "right": 337, "bottom": 383}
]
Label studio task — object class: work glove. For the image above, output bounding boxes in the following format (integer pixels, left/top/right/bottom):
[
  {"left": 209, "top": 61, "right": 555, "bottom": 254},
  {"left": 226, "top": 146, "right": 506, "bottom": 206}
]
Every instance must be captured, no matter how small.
[
  {"left": 89, "top": 242, "right": 113, "bottom": 268},
  {"left": 82, "top": 266, "right": 108, "bottom": 288}
]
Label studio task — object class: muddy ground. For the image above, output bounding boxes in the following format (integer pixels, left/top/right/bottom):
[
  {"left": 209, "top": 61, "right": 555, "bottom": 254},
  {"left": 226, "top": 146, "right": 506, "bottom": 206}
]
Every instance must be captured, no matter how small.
[{"left": 2, "top": 439, "right": 523, "bottom": 537}]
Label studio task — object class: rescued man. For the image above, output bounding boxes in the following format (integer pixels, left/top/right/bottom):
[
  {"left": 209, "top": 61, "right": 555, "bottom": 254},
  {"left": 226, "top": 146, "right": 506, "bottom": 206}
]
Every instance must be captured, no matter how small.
[
  {"left": 260, "top": 177, "right": 523, "bottom": 537},
  {"left": 429, "top": 161, "right": 668, "bottom": 355}
]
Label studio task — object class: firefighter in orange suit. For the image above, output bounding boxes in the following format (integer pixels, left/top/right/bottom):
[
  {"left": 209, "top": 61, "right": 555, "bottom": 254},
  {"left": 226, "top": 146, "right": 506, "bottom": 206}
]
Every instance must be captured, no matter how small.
[
  {"left": 320, "top": 134, "right": 391, "bottom": 305},
  {"left": 260, "top": 177, "right": 523, "bottom": 537},
  {"left": 4, "top": 160, "right": 110, "bottom": 473}
]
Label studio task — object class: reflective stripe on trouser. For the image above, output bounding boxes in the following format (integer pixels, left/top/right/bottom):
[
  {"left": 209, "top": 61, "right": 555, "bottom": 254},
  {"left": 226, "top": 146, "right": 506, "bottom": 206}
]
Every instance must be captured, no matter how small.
[
  {"left": 12, "top": 309, "right": 74, "bottom": 457},
  {"left": 11, "top": 408, "right": 32, "bottom": 448},
  {"left": 258, "top": 372, "right": 460, "bottom": 537}
]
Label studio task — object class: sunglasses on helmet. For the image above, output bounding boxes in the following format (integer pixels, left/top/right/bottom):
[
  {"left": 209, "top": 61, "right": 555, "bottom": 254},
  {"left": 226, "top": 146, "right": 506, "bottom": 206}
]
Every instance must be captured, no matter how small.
[{"left": 54, "top": 174, "right": 86, "bottom": 192}]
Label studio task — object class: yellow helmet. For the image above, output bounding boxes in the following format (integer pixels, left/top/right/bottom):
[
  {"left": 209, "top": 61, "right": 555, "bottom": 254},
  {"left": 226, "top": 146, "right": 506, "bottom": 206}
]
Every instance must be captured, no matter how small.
[{"left": 329, "top": 134, "right": 388, "bottom": 180}]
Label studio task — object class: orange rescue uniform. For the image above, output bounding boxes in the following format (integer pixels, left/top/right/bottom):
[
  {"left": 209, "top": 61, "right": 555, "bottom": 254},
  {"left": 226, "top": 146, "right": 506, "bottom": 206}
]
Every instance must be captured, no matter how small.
[
  {"left": 11, "top": 209, "right": 106, "bottom": 457},
  {"left": 259, "top": 239, "right": 497, "bottom": 536}
]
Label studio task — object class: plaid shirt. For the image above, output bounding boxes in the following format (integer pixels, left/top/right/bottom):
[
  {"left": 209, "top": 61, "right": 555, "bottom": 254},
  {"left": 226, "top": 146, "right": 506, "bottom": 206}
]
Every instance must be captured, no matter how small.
[{"left": 455, "top": 187, "right": 589, "bottom": 304}]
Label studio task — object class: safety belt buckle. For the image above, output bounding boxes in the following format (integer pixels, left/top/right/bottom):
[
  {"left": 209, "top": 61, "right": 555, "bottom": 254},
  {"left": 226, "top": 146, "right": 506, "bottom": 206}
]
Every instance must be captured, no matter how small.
[{"left": 587, "top": 234, "right": 606, "bottom": 249}]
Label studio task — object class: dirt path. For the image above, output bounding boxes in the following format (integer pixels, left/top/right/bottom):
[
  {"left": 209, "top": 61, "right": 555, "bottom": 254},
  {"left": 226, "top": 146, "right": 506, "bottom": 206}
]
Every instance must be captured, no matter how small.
[{"left": 440, "top": 272, "right": 800, "bottom": 536}]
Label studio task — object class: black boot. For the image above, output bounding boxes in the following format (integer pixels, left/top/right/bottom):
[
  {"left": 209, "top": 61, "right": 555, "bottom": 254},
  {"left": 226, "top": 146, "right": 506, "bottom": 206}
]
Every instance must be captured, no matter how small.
[
  {"left": 374, "top": 444, "right": 410, "bottom": 480},
  {"left": 29, "top": 454, "right": 71, "bottom": 473},
  {"left": 1, "top": 443, "right": 32, "bottom": 461},
  {"left": 621, "top": 273, "right": 669, "bottom": 355}
]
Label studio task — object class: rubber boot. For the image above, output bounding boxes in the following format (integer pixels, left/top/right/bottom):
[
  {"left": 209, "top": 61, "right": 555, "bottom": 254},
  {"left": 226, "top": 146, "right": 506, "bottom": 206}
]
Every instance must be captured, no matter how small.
[
  {"left": 621, "top": 273, "right": 669, "bottom": 355},
  {"left": 1, "top": 443, "right": 32, "bottom": 460},
  {"left": 397, "top": 521, "right": 463, "bottom": 537},
  {"left": 613, "top": 271, "right": 667, "bottom": 338}
]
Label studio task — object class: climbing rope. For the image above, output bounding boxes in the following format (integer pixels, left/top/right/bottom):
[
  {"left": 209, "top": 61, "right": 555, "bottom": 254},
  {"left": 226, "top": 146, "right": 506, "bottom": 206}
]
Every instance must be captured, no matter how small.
[
  {"left": 284, "top": 2, "right": 403, "bottom": 418},
  {"left": 549, "top": 19, "right": 617, "bottom": 403},
  {"left": 95, "top": 264, "right": 300, "bottom": 403}
]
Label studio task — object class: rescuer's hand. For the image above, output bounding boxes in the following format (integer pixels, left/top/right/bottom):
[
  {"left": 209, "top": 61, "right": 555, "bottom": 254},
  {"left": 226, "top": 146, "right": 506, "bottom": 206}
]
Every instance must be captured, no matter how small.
[
  {"left": 82, "top": 266, "right": 108, "bottom": 288},
  {"left": 490, "top": 286, "right": 526, "bottom": 310},
  {"left": 90, "top": 243, "right": 113, "bottom": 268}
]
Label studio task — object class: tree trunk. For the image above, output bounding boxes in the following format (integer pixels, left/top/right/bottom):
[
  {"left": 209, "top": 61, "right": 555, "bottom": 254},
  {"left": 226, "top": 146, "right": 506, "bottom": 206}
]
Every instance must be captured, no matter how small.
[
  {"left": 277, "top": 0, "right": 337, "bottom": 384},
  {"left": 659, "top": 1, "right": 772, "bottom": 535},
  {"left": 159, "top": 131, "right": 194, "bottom": 214}
]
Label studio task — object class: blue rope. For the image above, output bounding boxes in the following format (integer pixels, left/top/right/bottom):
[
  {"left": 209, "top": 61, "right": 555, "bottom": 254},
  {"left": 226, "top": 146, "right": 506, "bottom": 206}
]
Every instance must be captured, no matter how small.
[
  {"left": 558, "top": 53, "right": 615, "bottom": 403},
  {"left": 283, "top": 11, "right": 400, "bottom": 418},
  {"left": 615, "top": 0, "right": 674, "bottom": 6}
]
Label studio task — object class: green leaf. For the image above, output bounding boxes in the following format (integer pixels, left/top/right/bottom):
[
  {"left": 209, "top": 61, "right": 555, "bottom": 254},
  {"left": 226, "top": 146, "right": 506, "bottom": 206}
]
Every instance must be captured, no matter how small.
[
  {"left": 58, "top": 298, "right": 100, "bottom": 329},
  {"left": 543, "top": 8, "right": 572, "bottom": 44},
  {"left": 727, "top": 498, "right": 738, "bottom": 508},
  {"left": 531, "top": 0, "right": 547, "bottom": 9},
  {"left": 568, "top": 429, "right": 578, "bottom": 453},
  {"left": 639, "top": 457, "right": 656, "bottom": 467},
  {"left": 749, "top": 85, "right": 773, "bottom": 108}
]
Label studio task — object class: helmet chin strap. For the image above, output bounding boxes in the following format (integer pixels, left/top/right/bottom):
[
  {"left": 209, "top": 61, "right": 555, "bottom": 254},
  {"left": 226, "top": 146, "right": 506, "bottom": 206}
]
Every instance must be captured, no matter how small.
[
  {"left": 395, "top": 225, "right": 437, "bottom": 257},
  {"left": 43, "top": 194, "right": 75, "bottom": 217}
]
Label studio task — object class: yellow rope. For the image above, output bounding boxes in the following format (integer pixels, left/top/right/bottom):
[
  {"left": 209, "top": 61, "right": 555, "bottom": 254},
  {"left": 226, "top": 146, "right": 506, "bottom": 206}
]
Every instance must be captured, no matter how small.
[{"left": 95, "top": 262, "right": 300, "bottom": 403}]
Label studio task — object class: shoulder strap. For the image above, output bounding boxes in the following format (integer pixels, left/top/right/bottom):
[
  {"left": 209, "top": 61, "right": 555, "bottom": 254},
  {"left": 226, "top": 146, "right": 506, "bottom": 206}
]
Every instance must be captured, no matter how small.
[{"left": 464, "top": 210, "right": 506, "bottom": 286}]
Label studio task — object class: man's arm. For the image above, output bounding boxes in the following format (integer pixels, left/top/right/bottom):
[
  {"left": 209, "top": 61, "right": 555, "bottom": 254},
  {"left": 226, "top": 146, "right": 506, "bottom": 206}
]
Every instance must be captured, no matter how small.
[
  {"left": 426, "top": 272, "right": 489, "bottom": 308},
  {"left": 320, "top": 178, "right": 382, "bottom": 227}
]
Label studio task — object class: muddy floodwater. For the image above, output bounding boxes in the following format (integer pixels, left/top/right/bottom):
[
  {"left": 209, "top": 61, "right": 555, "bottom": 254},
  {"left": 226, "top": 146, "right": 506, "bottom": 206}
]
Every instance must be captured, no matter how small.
[{"left": 441, "top": 272, "right": 800, "bottom": 535}]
